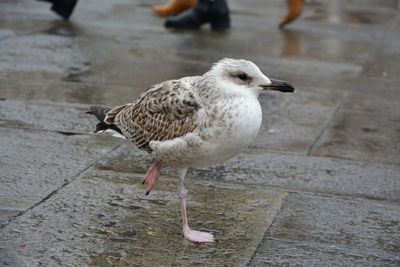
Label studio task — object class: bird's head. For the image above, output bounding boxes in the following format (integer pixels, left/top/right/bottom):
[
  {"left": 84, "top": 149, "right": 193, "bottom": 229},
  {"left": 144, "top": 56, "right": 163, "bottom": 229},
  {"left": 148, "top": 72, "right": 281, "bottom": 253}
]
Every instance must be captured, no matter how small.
[{"left": 209, "top": 58, "right": 295, "bottom": 98}]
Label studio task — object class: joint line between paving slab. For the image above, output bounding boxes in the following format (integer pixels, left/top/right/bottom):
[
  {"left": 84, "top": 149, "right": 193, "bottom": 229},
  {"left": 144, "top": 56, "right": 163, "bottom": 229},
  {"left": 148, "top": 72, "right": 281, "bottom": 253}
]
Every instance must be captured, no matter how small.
[
  {"left": 246, "top": 183, "right": 397, "bottom": 203},
  {"left": 245, "top": 192, "right": 290, "bottom": 267},
  {"left": 306, "top": 94, "right": 346, "bottom": 156},
  {"left": 0, "top": 125, "right": 94, "bottom": 136},
  {"left": 4, "top": 142, "right": 124, "bottom": 227}
]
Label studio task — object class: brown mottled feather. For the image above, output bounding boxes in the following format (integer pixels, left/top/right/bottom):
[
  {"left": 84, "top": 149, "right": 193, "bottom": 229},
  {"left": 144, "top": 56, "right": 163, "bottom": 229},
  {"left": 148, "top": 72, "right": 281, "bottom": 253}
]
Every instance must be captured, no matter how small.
[{"left": 104, "top": 79, "right": 200, "bottom": 152}]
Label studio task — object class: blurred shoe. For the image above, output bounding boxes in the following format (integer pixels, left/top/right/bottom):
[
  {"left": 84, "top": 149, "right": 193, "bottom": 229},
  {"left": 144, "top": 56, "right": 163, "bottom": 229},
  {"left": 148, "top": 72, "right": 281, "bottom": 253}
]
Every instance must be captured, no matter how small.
[
  {"left": 152, "top": 0, "right": 196, "bottom": 16},
  {"left": 279, "top": 0, "right": 304, "bottom": 28},
  {"left": 38, "top": 0, "right": 78, "bottom": 20},
  {"left": 165, "top": 0, "right": 230, "bottom": 30}
]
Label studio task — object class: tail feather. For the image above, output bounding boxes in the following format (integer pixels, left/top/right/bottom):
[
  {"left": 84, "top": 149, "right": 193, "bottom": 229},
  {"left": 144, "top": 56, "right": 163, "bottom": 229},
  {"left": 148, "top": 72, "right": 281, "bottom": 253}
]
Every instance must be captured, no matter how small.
[{"left": 88, "top": 106, "right": 110, "bottom": 122}]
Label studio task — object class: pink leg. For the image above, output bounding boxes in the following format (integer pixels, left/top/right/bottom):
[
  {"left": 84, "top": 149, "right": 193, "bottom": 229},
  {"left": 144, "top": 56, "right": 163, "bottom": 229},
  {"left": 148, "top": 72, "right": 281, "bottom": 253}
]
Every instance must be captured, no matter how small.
[
  {"left": 178, "top": 168, "right": 216, "bottom": 243},
  {"left": 142, "top": 161, "right": 162, "bottom": 195}
]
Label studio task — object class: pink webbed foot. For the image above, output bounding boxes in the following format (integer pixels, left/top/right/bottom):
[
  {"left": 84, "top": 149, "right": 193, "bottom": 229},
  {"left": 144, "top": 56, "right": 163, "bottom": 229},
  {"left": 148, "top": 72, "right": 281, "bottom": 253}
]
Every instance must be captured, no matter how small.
[
  {"left": 142, "top": 161, "right": 162, "bottom": 195},
  {"left": 183, "top": 226, "right": 216, "bottom": 243}
]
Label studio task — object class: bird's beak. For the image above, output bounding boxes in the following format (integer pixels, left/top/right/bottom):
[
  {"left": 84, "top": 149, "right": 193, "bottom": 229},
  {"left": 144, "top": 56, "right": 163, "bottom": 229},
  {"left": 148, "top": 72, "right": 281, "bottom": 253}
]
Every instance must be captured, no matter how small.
[{"left": 260, "top": 79, "right": 295, "bottom": 93}]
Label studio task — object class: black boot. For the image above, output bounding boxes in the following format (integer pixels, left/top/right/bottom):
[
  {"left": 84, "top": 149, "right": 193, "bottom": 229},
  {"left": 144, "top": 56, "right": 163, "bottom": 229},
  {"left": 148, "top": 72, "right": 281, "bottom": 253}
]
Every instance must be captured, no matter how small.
[
  {"left": 165, "top": 0, "right": 230, "bottom": 30},
  {"left": 37, "top": 0, "right": 78, "bottom": 20}
]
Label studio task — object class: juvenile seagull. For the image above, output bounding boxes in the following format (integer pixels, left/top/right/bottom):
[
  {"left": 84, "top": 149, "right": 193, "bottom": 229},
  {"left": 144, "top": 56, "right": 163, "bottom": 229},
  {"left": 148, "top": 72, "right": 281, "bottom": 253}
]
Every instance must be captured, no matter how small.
[{"left": 88, "top": 58, "right": 295, "bottom": 243}]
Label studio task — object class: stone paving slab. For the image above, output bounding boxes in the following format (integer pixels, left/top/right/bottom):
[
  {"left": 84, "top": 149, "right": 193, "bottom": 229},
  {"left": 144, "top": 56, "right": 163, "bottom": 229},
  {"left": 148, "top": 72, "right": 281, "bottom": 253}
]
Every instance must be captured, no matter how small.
[
  {"left": 0, "top": 100, "right": 94, "bottom": 133},
  {"left": 96, "top": 143, "right": 400, "bottom": 201},
  {"left": 0, "top": 33, "right": 87, "bottom": 74},
  {"left": 345, "top": 88, "right": 400, "bottom": 115},
  {"left": 249, "top": 238, "right": 400, "bottom": 266},
  {"left": 269, "top": 193, "right": 400, "bottom": 252},
  {"left": 311, "top": 110, "right": 400, "bottom": 165},
  {"left": 254, "top": 90, "right": 341, "bottom": 153},
  {"left": 0, "top": 78, "right": 143, "bottom": 106},
  {"left": 361, "top": 45, "right": 400, "bottom": 81},
  {"left": 0, "top": 127, "right": 121, "bottom": 228},
  {"left": 249, "top": 192, "right": 400, "bottom": 265},
  {"left": 0, "top": 167, "right": 286, "bottom": 266}
]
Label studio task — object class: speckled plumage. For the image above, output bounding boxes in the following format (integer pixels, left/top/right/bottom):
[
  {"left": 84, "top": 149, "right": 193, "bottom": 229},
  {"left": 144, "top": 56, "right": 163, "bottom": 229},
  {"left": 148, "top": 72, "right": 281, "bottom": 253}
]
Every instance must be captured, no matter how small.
[{"left": 104, "top": 77, "right": 200, "bottom": 153}]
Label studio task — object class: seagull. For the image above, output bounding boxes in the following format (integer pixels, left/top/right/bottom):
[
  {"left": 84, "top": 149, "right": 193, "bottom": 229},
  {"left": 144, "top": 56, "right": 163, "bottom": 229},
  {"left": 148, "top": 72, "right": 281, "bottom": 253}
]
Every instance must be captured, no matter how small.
[{"left": 87, "top": 58, "right": 295, "bottom": 243}]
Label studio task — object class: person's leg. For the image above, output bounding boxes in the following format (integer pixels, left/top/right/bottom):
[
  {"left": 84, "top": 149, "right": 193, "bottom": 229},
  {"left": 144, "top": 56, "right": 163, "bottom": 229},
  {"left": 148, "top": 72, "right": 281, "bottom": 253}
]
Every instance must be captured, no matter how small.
[
  {"left": 37, "top": 0, "right": 78, "bottom": 20},
  {"left": 165, "top": 0, "right": 230, "bottom": 30},
  {"left": 279, "top": 0, "right": 304, "bottom": 28}
]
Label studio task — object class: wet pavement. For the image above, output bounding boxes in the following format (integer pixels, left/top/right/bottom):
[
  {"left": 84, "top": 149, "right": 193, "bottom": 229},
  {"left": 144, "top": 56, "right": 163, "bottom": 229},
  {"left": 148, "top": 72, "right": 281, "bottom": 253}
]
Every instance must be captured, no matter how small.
[{"left": 1, "top": 0, "right": 399, "bottom": 266}]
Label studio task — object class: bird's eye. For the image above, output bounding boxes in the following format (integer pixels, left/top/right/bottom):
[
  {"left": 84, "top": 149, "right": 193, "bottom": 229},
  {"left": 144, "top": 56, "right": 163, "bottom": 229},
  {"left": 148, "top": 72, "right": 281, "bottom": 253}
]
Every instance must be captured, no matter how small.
[{"left": 237, "top": 73, "right": 248, "bottom": 81}]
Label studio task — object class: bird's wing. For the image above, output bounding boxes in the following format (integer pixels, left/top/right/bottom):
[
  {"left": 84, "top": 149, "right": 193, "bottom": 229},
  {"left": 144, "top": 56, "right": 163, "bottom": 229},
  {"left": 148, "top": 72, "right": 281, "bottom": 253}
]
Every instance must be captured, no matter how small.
[{"left": 105, "top": 77, "right": 201, "bottom": 152}]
